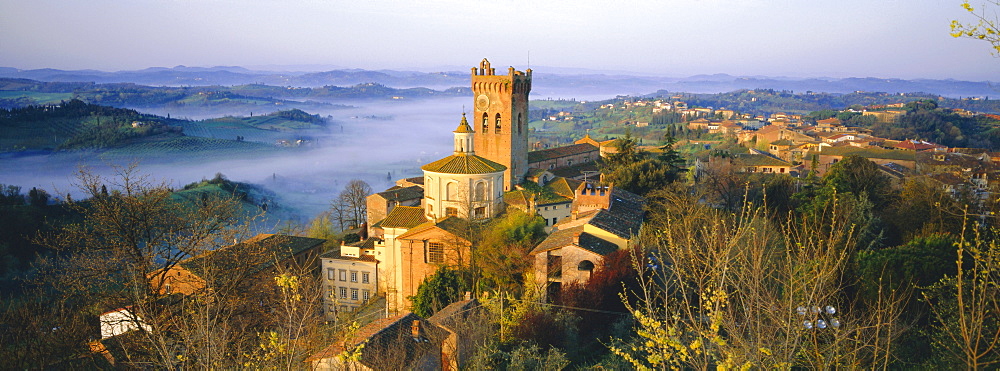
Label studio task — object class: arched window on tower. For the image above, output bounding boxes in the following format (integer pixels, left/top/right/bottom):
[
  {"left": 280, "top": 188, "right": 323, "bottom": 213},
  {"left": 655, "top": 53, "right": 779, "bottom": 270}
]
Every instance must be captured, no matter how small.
[
  {"left": 518, "top": 113, "right": 523, "bottom": 135},
  {"left": 481, "top": 113, "right": 488, "bottom": 133},
  {"left": 495, "top": 113, "right": 502, "bottom": 134}
]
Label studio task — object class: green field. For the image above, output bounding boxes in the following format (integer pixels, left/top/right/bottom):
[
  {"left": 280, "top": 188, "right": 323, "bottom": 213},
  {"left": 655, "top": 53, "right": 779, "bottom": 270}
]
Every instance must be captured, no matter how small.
[
  {"left": 0, "top": 116, "right": 86, "bottom": 151},
  {"left": 182, "top": 114, "right": 327, "bottom": 144},
  {"left": 0, "top": 91, "right": 75, "bottom": 105},
  {"left": 96, "top": 135, "right": 284, "bottom": 163}
]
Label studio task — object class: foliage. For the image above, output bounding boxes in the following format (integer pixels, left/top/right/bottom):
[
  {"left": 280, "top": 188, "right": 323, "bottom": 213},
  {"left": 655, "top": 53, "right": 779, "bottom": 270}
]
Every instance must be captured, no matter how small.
[
  {"left": 869, "top": 102, "right": 1000, "bottom": 149},
  {"left": 613, "top": 189, "right": 903, "bottom": 369},
  {"left": 601, "top": 131, "right": 687, "bottom": 196},
  {"left": 856, "top": 234, "right": 959, "bottom": 304},
  {"left": 468, "top": 339, "right": 571, "bottom": 371},
  {"left": 822, "top": 155, "right": 896, "bottom": 209},
  {"left": 474, "top": 209, "right": 547, "bottom": 294},
  {"left": 409, "top": 266, "right": 468, "bottom": 318},
  {"left": 951, "top": 1, "right": 1000, "bottom": 56},
  {"left": 306, "top": 212, "right": 340, "bottom": 251},
  {"left": 923, "top": 224, "right": 1000, "bottom": 369}
]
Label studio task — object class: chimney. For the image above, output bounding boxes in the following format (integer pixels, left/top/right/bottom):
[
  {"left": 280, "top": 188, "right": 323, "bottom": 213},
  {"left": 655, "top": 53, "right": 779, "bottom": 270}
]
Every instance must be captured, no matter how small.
[
  {"left": 411, "top": 320, "right": 421, "bottom": 338},
  {"left": 573, "top": 233, "right": 581, "bottom": 245}
]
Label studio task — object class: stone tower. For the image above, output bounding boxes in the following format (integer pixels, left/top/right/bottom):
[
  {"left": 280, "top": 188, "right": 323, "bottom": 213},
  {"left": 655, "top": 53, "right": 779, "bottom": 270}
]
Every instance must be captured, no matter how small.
[{"left": 471, "top": 58, "right": 532, "bottom": 191}]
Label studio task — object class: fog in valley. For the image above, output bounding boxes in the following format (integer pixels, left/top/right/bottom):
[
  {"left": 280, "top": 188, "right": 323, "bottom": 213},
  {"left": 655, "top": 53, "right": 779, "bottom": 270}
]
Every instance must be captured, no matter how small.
[{"left": 0, "top": 96, "right": 497, "bottom": 227}]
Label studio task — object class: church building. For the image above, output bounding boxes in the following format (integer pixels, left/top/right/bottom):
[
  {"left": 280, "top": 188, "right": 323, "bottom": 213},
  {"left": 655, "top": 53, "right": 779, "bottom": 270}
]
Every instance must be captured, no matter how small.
[{"left": 324, "top": 59, "right": 538, "bottom": 314}]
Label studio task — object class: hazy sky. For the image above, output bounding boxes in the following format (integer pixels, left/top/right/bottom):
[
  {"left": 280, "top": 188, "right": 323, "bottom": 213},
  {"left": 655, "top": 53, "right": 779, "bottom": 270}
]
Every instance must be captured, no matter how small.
[{"left": 2, "top": 0, "right": 998, "bottom": 80}]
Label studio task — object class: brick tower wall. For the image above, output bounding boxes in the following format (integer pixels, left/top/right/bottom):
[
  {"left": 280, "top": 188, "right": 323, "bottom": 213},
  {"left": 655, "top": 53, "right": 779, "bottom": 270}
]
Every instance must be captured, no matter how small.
[{"left": 471, "top": 59, "right": 532, "bottom": 191}]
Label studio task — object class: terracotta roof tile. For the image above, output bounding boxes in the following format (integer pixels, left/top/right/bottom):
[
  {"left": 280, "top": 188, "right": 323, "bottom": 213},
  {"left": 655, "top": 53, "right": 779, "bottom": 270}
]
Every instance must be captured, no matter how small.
[
  {"left": 421, "top": 154, "right": 506, "bottom": 174},
  {"left": 379, "top": 206, "right": 427, "bottom": 229},
  {"left": 527, "top": 143, "right": 599, "bottom": 163}
]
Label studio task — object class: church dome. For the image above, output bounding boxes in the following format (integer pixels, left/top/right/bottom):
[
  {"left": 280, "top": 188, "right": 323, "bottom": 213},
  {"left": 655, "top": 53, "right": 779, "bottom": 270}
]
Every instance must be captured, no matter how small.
[{"left": 421, "top": 154, "right": 506, "bottom": 175}]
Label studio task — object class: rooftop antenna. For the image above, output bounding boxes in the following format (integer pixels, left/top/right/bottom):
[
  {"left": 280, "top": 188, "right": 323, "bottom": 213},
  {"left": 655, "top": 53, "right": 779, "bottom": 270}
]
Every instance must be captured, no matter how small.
[{"left": 527, "top": 50, "right": 530, "bottom": 69}]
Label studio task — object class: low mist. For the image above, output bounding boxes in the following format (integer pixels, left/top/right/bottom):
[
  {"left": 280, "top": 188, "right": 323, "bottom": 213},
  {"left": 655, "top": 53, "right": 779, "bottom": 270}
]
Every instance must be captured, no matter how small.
[{"left": 0, "top": 97, "right": 473, "bottom": 226}]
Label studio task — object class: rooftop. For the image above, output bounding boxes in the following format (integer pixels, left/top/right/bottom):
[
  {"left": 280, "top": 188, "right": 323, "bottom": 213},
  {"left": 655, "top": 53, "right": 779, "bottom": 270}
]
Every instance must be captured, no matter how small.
[
  {"left": 180, "top": 234, "right": 324, "bottom": 277},
  {"left": 531, "top": 225, "right": 620, "bottom": 256},
  {"left": 421, "top": 154, "right": 506, "bottom": 175},
  {"left": 373, "top": 185, "right": 423, "bottom": 202},
  {"left": 379, "top": 206, "right": 427, "bottom": 229},
  {"left": 527, "top": 143, "right": 599, "bottom": 163},
  {"left": 397, "top": 216, "right": 470, "bottom": 241},
  {"left": 817, "top": 146, "right": 916, "bottom": 162}
]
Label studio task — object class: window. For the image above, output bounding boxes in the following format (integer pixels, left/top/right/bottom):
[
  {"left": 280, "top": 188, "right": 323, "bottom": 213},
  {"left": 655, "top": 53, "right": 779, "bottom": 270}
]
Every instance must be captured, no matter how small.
[
  {"left": 474, "top": 207, "right": 486, "bottom": 218},
  {"left": 350, "top": 271, "right": 358, "bottom": 282},
  {"left": 362, "top": 272, "right": 370, "bottom": 284},
  {"left": 363, "top": 289, "right": 371, "bottom": 302},
  {"left": 475, "top": 182, "right": 486, "bottom": 201},
  {"left": 482, "top": 113, "right": 488, "bottom": 133},
  {"left": 327, "top": 268, "right": 335, "bottom": 280},
  {"left": 446, "top": 207, "right": 458, "bottom": 217},
  {"left": 427, "top": 242, "right": 445, "bottom": 263},
  {"left": 446, "top": 182, "right": 456, "bottom": 201},
  {"left": 495, "top": 113, "right": 502, "bottom": 134},
  {"left": 351, "top": 288, "right": 359, "bottom": 301},
  {"left": 164, "top": 283, "right": 172, "bottom": 294},
  {"left": 552, "top": 217, "right": 558, "bottom": 225},
  {"left": 339, "top": 269, "right": 347, "bottom": 281},
  {"left": 339, "top": 287, "right": 348, "bottom": 299}
]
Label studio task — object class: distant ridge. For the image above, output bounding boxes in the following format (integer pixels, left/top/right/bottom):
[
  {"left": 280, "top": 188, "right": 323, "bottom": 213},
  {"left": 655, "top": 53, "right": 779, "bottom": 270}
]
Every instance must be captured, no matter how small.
[{"left": 0, "top": 66, "right": 996, "bottom": 98}]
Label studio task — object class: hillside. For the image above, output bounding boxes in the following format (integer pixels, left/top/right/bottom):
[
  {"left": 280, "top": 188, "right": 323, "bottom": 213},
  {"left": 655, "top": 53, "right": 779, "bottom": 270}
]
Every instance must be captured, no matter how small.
[
  {"left": 0, "top": 78, "right": 467, "bottom": 112},
  {"left": 0, "top": 99, "right": 187, "bottom": 151},
  {"left": 0, "top": 100, "right": 320, "bottom": 161},
  {"left": 183, "top": 109, "right": 330, "bottom": 145}
]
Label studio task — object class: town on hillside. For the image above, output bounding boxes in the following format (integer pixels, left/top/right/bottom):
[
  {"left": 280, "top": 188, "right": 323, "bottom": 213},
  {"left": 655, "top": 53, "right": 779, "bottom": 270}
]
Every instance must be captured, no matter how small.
[{"left": 12, "top": 59, "right": 1000, "bottom": 369}]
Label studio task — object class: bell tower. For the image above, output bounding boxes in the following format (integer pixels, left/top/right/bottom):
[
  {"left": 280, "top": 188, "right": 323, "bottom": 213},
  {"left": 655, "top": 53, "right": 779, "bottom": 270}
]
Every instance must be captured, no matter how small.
[{"left": 471, "top": 58, "right": 531, "bottom": 191}]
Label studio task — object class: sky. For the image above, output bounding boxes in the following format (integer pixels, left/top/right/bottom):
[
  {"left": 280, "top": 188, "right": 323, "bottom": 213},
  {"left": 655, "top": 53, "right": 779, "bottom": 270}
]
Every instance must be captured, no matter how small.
[{"left": 1, "top": 0, "right": 998, "bottom": 81}]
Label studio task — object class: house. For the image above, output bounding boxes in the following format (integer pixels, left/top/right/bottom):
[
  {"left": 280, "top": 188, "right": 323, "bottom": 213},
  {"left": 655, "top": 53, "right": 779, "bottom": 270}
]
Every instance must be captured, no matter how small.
[
  {"left": 428, "top": 299, "right": 488, "bottom": 371},
  {"left": 810, "top": 146, "right": 916, "bottom": 177},
  {"left": 574, "top": 134, "right": 619, "bottom": 157},
  {"left": 529, "top": 185, "right": 645, "bottom": 301},
  {"left": 862, "top": 110, "right": 905, "bottom": 123},
  {"left": 527, "top": 143, "right": 599, "bottom": 171},
  {"left": 320, "top": 239, "right": 380, "bottom": 320},
  {"left": 894, "top": 139, "right": 946, "bottom": 152},
  {"left": 148, "top": 234, "right": 326, "bottom": 296},
  {"left": 99, "top": 307, "right": 154, "bottom": 340},
  {"left": 530, "top": 226, "right": 621, "bottom": 301},
  {"left": 373, "top": 206, "right": 428, "bottom": 311},
  {"left": 306, "top": 313, "right": 448, "bottom": 370},
  {"left": 396, "top": 217, "right": 472, "bottom": 309},
  {"left": 732, "top": 153, "right": 793, "bottom": 175},
  {"left": 366, "top": 185, "right": 424, "bottom": 232},
  {"left": 505, "top": 176, "right": 583, "bottom": 231}
]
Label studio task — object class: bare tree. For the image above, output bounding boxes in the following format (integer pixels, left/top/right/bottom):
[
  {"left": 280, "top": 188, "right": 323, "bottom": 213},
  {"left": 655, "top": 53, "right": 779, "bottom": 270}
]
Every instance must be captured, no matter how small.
[{"left": 331, "top": 179, "right": 372, "bottom": 231}]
